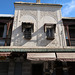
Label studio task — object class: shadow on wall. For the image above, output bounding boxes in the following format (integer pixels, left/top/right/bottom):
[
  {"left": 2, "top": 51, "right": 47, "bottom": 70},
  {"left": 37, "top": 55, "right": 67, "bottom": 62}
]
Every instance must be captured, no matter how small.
[{"left": 11, "top": 25, "right": 54, "bottom": 46}]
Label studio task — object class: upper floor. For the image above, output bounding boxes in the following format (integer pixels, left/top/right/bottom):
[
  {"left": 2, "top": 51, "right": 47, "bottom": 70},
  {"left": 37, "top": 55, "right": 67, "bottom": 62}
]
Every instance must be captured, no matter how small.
[
  {"left": 11, "top": 2, "right": 64, "bottom": 48},
  {"left": 0, "top": 14, "right": 13, "bottom": 46},
  {"left": 0, "top": 2, "right": 75, "bottom": 48},
  {"left": 62, "top": 17, "right": 75, "bottom": 46}
]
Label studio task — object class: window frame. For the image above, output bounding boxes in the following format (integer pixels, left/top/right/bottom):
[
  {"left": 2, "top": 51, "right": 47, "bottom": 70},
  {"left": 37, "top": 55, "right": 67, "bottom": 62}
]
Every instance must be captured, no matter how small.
[
  {"left": 24, "top": 27, "right": 32, "bottom": 39},
  {"left": 0, "top": 20, "right": 13, "bottom": 46},
  {"left": 22, "top": 22, "right": 34, "bottom": 40},
  {"left": 44, "top": 24, "right": 56, "bottom": 40}
]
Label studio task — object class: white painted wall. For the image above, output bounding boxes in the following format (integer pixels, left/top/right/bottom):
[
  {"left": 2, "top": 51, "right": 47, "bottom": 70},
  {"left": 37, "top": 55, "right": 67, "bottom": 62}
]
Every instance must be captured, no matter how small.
[{"left": 11, "top": 3, "right": 66, "bottom": 48}]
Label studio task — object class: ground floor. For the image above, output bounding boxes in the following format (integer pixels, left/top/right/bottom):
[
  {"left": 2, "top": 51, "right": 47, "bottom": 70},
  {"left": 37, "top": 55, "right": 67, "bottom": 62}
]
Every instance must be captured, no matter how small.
[
  {"left": 0, "top": 52, "right": 75, "bottom": 75},
  {"left": 0, "top": 60, "right": 75, "bottom": 75}
]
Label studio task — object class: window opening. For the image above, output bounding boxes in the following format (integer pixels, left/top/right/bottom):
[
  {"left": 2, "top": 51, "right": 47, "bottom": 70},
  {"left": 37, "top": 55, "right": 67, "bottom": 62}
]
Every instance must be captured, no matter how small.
[
  {"left": 22, "top": 22, "right": 34, "bottom": 40},
  {"left": 44, "top": 24, "right": 56, "bottom": 40},
  {"left": 0, "top": 24, "right": 4, "bottom": 37},
  {"left": 65, "top": 25, "right": 75, "bottom": 46},
  {"left": 24, "top": 28, "right": 31, "bottom": 39},
  {"left": 46, "top": 28, "right": 54, "bottom": 39}
]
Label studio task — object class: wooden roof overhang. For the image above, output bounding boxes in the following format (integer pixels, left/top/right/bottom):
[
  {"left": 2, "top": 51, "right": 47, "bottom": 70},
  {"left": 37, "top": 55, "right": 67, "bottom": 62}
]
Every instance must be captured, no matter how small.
[{"left": 62, "top": 18, "right": 75, "bottom": 26}]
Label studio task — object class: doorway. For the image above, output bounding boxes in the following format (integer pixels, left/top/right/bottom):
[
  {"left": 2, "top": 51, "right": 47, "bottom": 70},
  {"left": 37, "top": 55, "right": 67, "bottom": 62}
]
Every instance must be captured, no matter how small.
[
  {"left": 14, "top": 62, "right": 22, "bottom": 75},
  {"left": 32, "top": 64, "right": 43, "bottom": 75}
]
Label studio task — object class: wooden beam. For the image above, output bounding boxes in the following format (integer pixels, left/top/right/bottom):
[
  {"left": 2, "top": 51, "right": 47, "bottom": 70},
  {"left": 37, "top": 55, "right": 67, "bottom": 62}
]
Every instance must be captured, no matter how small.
[
  {"left": 66, "top": 25, "right": 71, "bottom": 46},
  {"left": 5, "top": 22, "right": 11, "bottom": 46}
]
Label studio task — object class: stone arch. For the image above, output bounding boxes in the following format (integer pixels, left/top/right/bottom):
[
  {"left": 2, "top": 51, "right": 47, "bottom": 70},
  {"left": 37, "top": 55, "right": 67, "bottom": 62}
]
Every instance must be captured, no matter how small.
[
  {"left": 20, "top": 15, "right": 37, "bottom": 32},
  {"left": 20, "top": 12, "right": 37, "bottom": 21},
  {"left": 20, "top": 15, "right": 36, "bottom": 23},
  {"left": 40, "top": 16, "right": 57, "bottom": 25}
]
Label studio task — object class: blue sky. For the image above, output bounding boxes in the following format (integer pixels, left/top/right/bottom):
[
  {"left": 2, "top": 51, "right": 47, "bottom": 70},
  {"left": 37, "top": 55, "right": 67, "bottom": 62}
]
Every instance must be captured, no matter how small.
[{"left": 0, "top": 0, "right": 75, "bottom": 17}]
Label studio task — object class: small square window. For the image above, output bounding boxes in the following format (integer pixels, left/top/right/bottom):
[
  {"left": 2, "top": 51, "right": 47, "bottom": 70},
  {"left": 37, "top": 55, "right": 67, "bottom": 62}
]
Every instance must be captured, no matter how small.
[
  {"left": 46, "top": 28, "right": 54, "bottom": 40},
  {"left": 44, "top": 24, "right": 56, "bottom": 40},
  {"left": 22, "top": 22, "right": 34, "bottom": 39},
  {"left": 24, "top": 28, "right": 31, "bottom": 39}
]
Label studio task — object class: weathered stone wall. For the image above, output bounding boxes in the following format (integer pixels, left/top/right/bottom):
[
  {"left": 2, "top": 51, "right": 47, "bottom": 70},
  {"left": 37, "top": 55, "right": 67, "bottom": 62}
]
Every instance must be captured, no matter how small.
[{"left": 11, "top": 4, "right": 66, "bottom": 47}]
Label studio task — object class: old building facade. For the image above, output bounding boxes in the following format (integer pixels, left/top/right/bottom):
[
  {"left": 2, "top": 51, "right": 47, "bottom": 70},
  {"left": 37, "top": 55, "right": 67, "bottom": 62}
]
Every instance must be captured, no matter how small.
[
  {"left": 0, "top": 1, "right": 75, "bottom": 75},
  {"left": 11, "top": 2, "right": 66, "bottom": 48}
]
